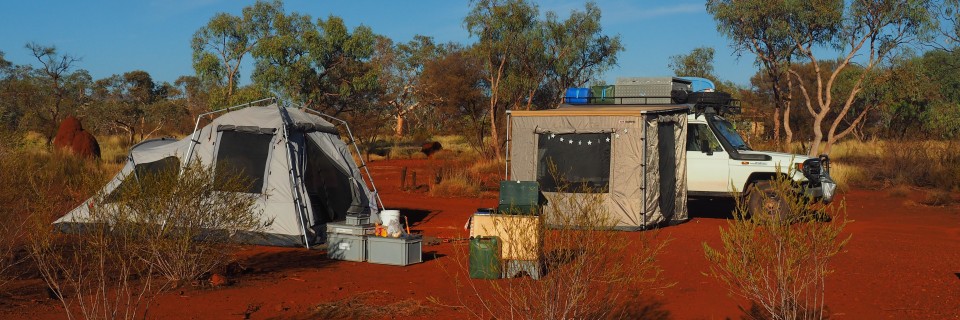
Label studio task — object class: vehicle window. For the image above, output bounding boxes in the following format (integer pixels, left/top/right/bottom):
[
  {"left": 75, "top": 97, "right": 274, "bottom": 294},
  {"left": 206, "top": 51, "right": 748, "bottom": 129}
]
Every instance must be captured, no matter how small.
[
  {"left": 687, "top": 124, "right": 723, "bottom": 152},
  {"left": 712, "top": 117, "right": 751, "bottom": 151}
]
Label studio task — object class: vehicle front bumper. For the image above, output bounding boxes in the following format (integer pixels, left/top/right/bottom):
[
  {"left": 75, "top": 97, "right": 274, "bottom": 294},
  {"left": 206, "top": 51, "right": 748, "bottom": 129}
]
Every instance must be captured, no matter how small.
[
  {"left": 800, "top": 155, "right": 837, "bottom": 203},
  {"left": 803, "top": 175, "right": 837, "bottom": 203}
]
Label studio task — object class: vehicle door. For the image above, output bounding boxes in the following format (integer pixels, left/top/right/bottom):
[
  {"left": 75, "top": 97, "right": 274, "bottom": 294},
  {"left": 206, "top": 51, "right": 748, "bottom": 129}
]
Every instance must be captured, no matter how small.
[{"left": 686, "top": 122, "right": 730, "bottom": 194}]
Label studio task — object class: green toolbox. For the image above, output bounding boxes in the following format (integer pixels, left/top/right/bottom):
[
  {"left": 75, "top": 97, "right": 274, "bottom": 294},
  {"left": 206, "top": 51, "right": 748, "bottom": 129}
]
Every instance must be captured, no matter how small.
[{"left": 497, "top": 181, "right": 542, "bottom": 215}]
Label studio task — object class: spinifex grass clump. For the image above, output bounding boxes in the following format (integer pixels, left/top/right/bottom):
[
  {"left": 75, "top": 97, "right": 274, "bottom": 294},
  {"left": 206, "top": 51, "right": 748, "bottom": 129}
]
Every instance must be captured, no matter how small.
[
  {"left": 28, "top": 162, "right": 268, "bottom": 319},
  {"left": 0, "top": 141, "right": 106, "bottom": 291},
  {"left": 704, "top": 168, "right": 850, "bottom": 320}
]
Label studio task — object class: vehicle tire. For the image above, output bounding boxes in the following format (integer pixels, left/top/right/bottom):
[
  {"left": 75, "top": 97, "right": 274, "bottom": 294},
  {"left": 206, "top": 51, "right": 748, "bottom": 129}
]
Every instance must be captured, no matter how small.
[{"left": 746, "top": 181, "right": 789, "bottom": 222}]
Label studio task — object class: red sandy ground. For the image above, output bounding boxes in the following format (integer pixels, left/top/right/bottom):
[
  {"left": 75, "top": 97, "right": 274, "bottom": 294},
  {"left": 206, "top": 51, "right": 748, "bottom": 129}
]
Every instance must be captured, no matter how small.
[{"left": 1, "top": 158, "right": 958, "bottom": 319}]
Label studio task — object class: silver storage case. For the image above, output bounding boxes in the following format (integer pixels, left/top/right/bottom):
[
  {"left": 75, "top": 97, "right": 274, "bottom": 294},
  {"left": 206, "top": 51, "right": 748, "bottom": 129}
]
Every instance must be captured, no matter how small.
[
  {"left": 326, "top": 222, "right": 375, "bottom": 236},
  {"left": 366, "top": 235, "right": 423, "bottom": 266},
  {"left": 345, "top": 215, "right": 371, "bottom": 226},
  {"left": 615, "top": 77, "right": 691, "bottom": 104},
  {"left": 326, "top": 233, "right": 366, "bottom": 262}
]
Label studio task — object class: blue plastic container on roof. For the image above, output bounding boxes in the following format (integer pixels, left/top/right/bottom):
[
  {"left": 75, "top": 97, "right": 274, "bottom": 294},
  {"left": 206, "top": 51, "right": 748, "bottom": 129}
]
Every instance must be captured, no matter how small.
[
  {"left": 564, "top": 87, "right": 591, "bottom": 104},
  {"left": 679, "top": 77, "right": 716, "bottom": 92}
]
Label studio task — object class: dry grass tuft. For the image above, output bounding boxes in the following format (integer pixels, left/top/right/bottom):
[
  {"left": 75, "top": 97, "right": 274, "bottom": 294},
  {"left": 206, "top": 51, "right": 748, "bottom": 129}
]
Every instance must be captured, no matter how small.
[
  {"left": 429, "top": 170, "right": 481, "bottom": 198},
  {"left": 468, "top": 158, "right": 505, "bottom": 189},
  {"left": 427, "top": 157, "right": 503, "bottom": 197},
  {"left": 831, "top": 140, "right": 960, "bottom": 190},
  {"left": 311, "top": 290, "right": 434, "bottom": 319},
  {"left": 99, "top": 134, "right": 131, "bottom": 164},
  {"left": 828, "top": 162, "right": 864, "bottom": 191},
  {"left": 919, "top": 190, "right": 953, "bottom": 207},
  {"left": 430, "top": 149, "right": 467, "bottom": 161},
  {"left": 887, "top": 185, "right": 912, "bottom": 198}
]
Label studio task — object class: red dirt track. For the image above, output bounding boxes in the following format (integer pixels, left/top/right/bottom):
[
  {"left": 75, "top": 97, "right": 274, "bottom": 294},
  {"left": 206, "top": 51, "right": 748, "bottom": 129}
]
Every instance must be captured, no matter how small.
[{"left": 1, "top": 159, "right": 958, "bottom": 319}]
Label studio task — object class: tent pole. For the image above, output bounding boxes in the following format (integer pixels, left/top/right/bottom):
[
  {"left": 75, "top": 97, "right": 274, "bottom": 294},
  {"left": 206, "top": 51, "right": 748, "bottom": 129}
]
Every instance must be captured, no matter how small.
[
  {"left": 277, "top": 106, "right": 313, "bottom": 249},
  {"left": 300, "top": 108, "right": 385, "bottom": 211},
  {"left": 505, "top": 111, "right": 512, "bottom": 180},
  {"left": 642, "top": 118, "right": 648, "bottom": 230},
  {"left": 275, "top": 105, "right": 313, "bottom": 248}
]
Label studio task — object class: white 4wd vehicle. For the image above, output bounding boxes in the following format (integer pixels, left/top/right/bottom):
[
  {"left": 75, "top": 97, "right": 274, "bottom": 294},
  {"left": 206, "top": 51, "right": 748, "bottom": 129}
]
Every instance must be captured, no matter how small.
[{"left": 684, "top": 97, "right": 836, "bottom": 213}]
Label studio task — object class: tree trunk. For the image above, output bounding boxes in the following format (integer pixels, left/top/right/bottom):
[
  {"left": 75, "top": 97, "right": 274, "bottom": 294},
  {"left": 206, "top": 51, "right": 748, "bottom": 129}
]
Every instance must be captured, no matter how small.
[
  {"left": 489, "top": 104, "right": 501, "bottom": 159},
  {"left": 773, "top": 106, "right": 781, "bottom": 145},
  {"left": 395, "top": 115, "right": 405, "bottom": 137},
  {"left": 809, "top": 112, "right": 825, "bottom": 157},
  {"left": 783, "top": 104, "right": 793, "bottom": 147},
  {"left": 783, "top": 77, "right": 794, "bottom": 146}
]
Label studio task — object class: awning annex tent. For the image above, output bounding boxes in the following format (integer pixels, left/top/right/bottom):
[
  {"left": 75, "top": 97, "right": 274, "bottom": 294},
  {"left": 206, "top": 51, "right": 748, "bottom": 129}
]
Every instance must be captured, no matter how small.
[{"left": 507, "top": 104, "right": 688, "bottom": 230}]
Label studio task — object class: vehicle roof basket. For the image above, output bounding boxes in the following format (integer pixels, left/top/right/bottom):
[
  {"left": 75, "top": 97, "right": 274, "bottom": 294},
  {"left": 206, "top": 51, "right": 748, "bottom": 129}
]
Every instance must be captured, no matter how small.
[
  {"left": 561, "top": 90, "right": 742, "bottom": 117},
  {"left": 687, "top": 91, "right": 741, "bottom": 117}
]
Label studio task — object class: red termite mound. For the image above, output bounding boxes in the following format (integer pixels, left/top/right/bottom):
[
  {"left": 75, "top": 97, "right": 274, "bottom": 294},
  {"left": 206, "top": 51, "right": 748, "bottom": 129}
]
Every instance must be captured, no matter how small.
[{"left": 53, "top": 116, "right": 101, "bottom": 158}]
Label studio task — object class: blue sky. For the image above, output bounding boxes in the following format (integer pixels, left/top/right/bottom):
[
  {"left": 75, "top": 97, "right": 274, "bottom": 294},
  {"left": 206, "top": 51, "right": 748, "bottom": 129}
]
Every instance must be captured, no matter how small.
[{"left": 0, "top": 0, "right": 761, "bottom": 87}]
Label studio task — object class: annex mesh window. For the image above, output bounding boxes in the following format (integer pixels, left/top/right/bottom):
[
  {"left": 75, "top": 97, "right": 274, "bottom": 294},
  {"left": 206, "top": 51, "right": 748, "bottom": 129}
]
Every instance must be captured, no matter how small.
[
  {"left": 214, "top": 131, "right": 273, "bottom": 193},
  {"left": 537, "top": 133, "right": 611, "bottom": 193}
]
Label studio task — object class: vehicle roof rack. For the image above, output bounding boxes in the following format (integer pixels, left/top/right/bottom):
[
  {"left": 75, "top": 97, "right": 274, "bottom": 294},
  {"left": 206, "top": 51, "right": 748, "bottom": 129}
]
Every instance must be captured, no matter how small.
[
  {"left": 687, "top": 92, "right": 741, "bottom": 118},
  {"left": 565, "top": 91, "right": 741, "bottom": 117}
]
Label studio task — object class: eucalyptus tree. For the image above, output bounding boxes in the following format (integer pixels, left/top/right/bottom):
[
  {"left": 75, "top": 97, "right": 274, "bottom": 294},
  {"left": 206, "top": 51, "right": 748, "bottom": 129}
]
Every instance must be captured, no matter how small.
[
  {"left": 251, "top": 13, "right": 379, "bottom": 116},
  {"left": 191, "top": 0, "right": 282, "bottom": 105},
  {"left": 540, "top": 2, "right": 622, "bottom": 108},
  {"left": 465, "top": 0, "right": 539, "bottom": 158},
  {"left": 374, "top": 35, "right": 453, "bottom": 137},
  {"left": 465, "top": 0, "right": 620, "bottom": 158},
  {"left": 707, "top": 1, "right": 798, "bottom": 145},
  {"left": 669, "top": 47, "right": 717, "bottom": 80},
  {"left": 90, "top": 71, "right": 184, "bottom": 144},
  {"left": 25, "top": 43, "right": 90, "bottom": 145},
  {"left": 709, "top": 0, "right": 935, "bottom": 155}
]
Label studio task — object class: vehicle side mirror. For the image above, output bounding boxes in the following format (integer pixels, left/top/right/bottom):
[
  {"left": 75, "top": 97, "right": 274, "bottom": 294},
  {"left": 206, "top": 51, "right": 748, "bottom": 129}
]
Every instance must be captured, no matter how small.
[{"left": 700, "top": 139, "right": 713, "bottom": 155}]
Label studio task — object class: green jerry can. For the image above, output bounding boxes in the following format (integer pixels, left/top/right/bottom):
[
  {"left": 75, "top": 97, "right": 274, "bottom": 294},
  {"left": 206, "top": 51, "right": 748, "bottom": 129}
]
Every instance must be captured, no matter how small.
[{"left": 469, "top": 236, "right": 501, "bottom": 279}]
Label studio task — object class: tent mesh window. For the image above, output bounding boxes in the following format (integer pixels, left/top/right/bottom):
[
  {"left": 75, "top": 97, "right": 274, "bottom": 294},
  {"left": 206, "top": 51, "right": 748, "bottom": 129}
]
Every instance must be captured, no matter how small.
[
  {"left": 106, "top": 156, "right": 180, "bottom": 202},
  {"left": 536, "top": 133, "right": 611, "bottom": 193},
  {"left": 303, "top": 136, "right": 353, "bottom": 223},
  {"left": 214, "top": 131, "right": 273, "bottom": 193}
]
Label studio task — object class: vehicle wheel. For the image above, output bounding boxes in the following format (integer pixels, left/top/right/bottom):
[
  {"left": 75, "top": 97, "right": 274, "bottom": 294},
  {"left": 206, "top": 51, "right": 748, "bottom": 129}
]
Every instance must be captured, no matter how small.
[{"left": 746, "top": 181, "right": 789, "bottom": 222}]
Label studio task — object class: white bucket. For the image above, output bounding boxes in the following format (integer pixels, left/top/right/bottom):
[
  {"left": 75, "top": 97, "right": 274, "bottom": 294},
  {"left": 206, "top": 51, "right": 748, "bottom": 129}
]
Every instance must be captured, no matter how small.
[{"left": 380, "top": 209, "right": 401, "bottom": 226}]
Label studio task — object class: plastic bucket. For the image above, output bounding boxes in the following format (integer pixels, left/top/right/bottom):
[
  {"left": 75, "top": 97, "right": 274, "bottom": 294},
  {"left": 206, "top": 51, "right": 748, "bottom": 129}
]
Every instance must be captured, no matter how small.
[{"left": 380, "top": 209, "right": 401, "bottom": 225}]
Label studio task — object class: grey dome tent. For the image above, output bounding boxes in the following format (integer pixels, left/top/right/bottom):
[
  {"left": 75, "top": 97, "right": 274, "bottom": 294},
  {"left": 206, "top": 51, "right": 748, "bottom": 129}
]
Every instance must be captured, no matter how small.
[
  {"left": 55, "top": 99, "right": 382, "bottom": 248},
  {"left": 505, "top": 104, "right": 688, "bottom": 230}
]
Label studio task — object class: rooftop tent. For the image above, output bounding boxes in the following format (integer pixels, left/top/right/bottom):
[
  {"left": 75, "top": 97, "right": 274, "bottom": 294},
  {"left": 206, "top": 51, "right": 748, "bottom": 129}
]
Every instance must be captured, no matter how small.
[
  {"left": 506, "top": 104, "right": 689, "bottom": 230},
  {"left": 56, "top": 100, "right": 382, "bottom": 247}
]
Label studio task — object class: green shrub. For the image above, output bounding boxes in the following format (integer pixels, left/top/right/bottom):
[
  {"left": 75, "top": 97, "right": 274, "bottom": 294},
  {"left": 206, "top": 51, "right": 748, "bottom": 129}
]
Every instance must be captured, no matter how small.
[
  {"left": 704, "top": 168, "right": 850, "bottom": 320},
  {"left": 28, "top": 162, "right": 268, "bottom": 319}
]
